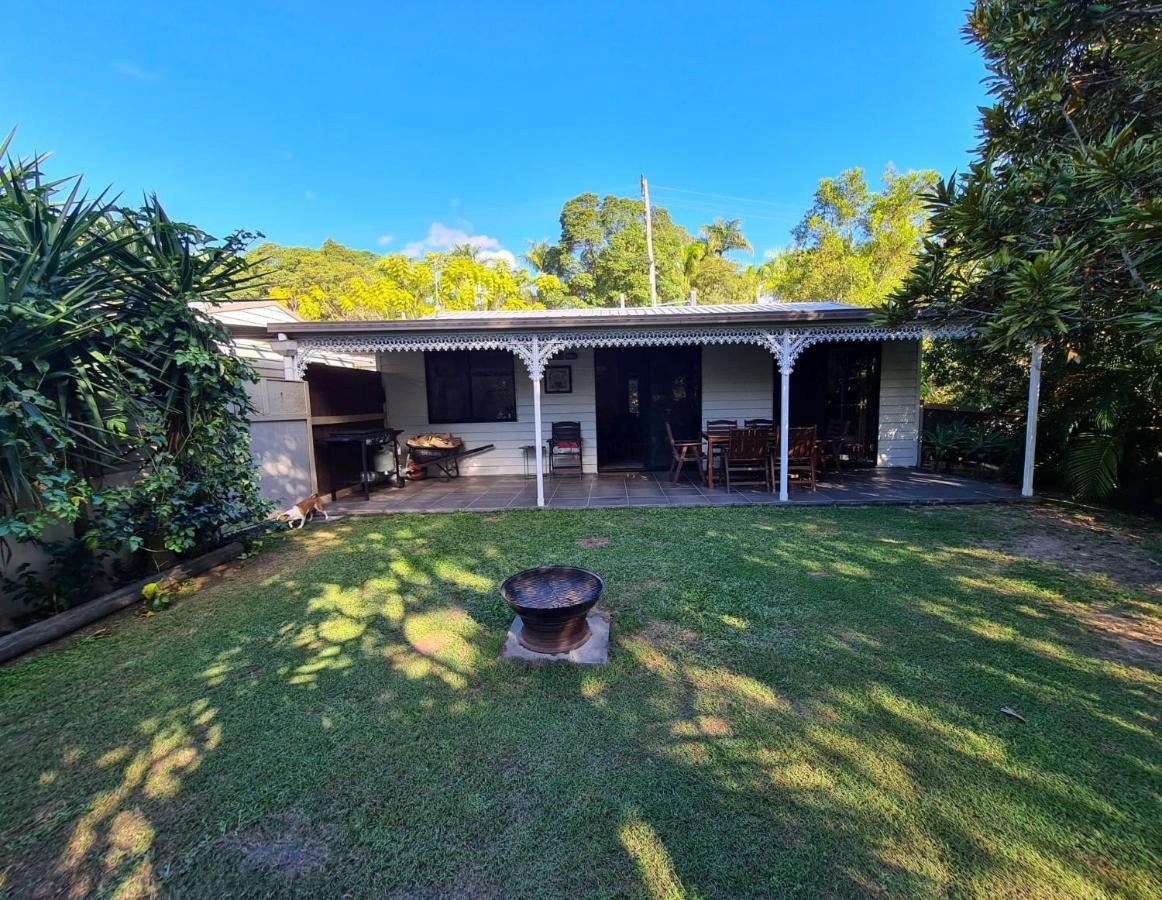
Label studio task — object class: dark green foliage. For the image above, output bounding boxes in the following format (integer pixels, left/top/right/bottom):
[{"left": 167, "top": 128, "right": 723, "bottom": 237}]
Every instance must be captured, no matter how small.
[
  {"left": 921, "top": 420, "right": 1019, "bottom": 477},
  {"left": 885, "top": 1, "right": 1162, "bottom": 504},
  {"left": 1066, "top": 432, "right": 1123, "bottom": 500},
  {"left": 0, "top": 134, "right": 268, "bottom": 611}
]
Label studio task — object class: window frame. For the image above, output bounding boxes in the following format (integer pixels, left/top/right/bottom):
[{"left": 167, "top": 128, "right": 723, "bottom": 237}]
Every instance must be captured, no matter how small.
[{"left": 423, "top": 349, "right": 518, "bottom": 424}]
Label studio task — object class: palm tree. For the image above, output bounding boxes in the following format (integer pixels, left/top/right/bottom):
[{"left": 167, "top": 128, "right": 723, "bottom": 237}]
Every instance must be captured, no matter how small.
[
  {"left": 448, "top": 242, "right": 480, "bottom": 261},
  {"left": 525, "top": 241, "right": 564, "bottom": 276},
  {"left": 524, "top": 240, "right": 553, "bottom": 273},
  {"left": 681, "top": 241, "right": 707, "bottom": 296},
  {"left": 700, "top": 218, "right": 752, "bottom": 256}
]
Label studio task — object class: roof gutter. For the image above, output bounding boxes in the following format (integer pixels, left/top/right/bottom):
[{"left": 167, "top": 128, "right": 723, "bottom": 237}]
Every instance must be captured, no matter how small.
[{"left": 266, "top": 307, "right": 875, "bottom": 338}]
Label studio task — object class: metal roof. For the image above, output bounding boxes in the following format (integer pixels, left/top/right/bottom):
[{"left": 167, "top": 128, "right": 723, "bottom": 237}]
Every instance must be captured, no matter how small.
[
  {"left": 268, "top": 301, "right": 876, "bottom": 337},
  {"left": 429, "top": 302, "right": 856, "bottom": 319}
]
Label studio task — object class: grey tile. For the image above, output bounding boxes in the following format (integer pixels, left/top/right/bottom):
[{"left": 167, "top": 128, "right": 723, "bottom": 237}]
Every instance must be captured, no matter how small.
[
  {"left": 702, "top": 494, "right": 745, "bottom": 505},
  {"left": 422, "top": 497, "right": 471, "bottom": 511},
  {"left": 328, "top": 469, "right": 1024, "bottom": 514},
  {"left": 668, "top": 495, "right": 714, "bottom": 506},
  {"left": 464, "top": 497, "right": 515, "bottom": 510}
]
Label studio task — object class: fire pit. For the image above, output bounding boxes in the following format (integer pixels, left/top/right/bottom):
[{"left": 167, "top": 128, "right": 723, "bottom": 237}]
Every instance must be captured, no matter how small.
[{"left": 501, "top": 566, "right": 604, "bottom": 653}]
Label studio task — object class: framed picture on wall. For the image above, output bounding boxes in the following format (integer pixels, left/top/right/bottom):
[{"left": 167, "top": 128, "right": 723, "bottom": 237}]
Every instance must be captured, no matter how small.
[{"left": 544, "top": 365, "right": 572, "bottom": 394}]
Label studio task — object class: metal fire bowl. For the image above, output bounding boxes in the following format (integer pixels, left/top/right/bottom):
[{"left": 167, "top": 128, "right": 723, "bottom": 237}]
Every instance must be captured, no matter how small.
[{"left": 501, "top": 565, "right": 605, "bottom": 654}]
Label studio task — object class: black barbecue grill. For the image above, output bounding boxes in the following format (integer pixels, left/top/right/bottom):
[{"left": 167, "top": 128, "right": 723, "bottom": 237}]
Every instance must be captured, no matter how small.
[{"left": 324, "top": 428, "right": 404, "bottom": 500}]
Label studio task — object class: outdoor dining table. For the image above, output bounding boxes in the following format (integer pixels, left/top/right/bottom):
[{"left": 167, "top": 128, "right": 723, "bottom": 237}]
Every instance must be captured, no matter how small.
[{"left": 702, "top": 429, "right": 779, "bottom": 490}]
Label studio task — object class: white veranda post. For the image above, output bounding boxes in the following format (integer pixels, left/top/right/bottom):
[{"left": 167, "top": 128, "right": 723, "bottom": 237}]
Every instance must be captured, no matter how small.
[
  {"left": 772, "top": 330, "right": 801, "bottom": 502},
  {"left": 1022, "top": 342, "right": 1044, "bottom": 498},
  {"left": 531, "top": 336, "right": 546, "bottom": 507},
  {"left": 779, "top": 364, "right": 791, "bottom": 502}
]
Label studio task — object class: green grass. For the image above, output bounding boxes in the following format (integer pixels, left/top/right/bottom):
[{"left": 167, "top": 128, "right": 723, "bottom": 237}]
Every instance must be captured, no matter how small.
[{"left": 1, "top": 504, "right": 1160, "bottom": 898}]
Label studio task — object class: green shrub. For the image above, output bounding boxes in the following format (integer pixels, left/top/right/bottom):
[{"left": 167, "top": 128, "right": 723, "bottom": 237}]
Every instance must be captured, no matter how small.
[{"left": 0, "top": 133, "right": 270, "bottom": 614}]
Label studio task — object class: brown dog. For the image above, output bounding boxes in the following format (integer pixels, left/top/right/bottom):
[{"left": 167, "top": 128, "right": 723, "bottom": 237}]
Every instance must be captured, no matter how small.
[{"left": 277, "top": 493, "right": 329, "bottom": 528}]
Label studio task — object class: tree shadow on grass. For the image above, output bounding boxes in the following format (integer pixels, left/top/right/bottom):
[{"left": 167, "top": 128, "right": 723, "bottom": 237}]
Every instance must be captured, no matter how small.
[{"left": 1, "top": 507, "right": 1159, "bottom": 897}]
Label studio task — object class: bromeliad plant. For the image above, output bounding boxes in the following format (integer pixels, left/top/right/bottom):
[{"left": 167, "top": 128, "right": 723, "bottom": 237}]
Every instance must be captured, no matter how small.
[{"left": 0, "top": 132, "right": 268, "bottom": 610}]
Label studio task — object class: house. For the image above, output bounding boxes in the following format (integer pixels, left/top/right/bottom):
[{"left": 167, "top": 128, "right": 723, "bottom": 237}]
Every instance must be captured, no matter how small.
[{"left": 266, "top": 302, "right": 1042, "bottom": 505}]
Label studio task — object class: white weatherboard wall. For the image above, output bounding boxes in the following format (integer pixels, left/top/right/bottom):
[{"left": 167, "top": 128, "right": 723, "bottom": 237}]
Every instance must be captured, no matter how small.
[
  {"left": 701, "top": 344, "right": 774, "bottom": 428},
  {"left": 877, "top": 340, "right": 922, "bottom": 466},
  {"left": 379, "top": 349, "right": 597, "bottom": 476}
]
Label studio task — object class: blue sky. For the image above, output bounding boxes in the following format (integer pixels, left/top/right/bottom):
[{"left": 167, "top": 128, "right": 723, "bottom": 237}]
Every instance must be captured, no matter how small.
[{"left": 4, "top": 1, "right": 988, "bottom": 267}]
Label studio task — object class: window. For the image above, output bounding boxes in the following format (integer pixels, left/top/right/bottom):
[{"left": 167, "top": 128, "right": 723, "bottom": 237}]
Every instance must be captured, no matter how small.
[{"left": 425, "top": 350, "right": 517, "bottom": 423}]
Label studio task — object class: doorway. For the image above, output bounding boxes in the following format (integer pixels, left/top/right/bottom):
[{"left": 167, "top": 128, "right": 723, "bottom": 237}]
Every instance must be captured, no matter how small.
[
  {"left": 777, "top": 342, "right": 881, "bottom": 464},
  {"left": 594, "top": 347, "right": 702, "bottom": 470}
]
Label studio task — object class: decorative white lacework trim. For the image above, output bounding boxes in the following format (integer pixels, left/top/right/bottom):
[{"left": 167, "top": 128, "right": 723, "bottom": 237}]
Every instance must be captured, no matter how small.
[{"left": 291, "top": 324, "right": 975, "bottom": 379}]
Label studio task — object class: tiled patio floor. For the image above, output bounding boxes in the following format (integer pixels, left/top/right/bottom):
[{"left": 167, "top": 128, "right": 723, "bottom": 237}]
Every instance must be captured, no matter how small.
[{"left": 327, "top": 468, "right": 1025, "bottom": 515}]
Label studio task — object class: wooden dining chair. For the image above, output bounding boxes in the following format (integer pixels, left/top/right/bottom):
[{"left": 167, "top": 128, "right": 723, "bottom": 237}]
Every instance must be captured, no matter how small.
[
  {"left": 767, "top": 426, "right": 782, "bottom": 486},
  {"left": 723, "top": 427, "right": 771, "bottom": 491},
  {"left": 744, "top": 418, "right": 774, "bottom": 428},
  {"left": 818, "top": 419, "right": 852, "bottom": 474},
  {"left": 705, "top": 418, "right": 736, "bottom": 479},
  {"left": 786, "top": 425, "right": 818, "bottom": 491},
  {"left": 665, "top": 422, "right": 705, "bottom": 484}
]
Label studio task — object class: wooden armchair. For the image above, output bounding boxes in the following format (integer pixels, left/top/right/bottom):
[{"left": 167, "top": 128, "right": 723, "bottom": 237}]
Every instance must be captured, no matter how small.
[
  {"left": 665, "top": 422, "right": 704, "bottom": 484},
  {"left": 724, "top": 427, "right": 772, "bottom": 491}
]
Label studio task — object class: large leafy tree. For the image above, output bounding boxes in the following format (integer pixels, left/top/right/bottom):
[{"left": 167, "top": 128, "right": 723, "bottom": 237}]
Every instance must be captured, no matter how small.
[
  {"left": 884, "top": 0, "right": 1161, "bottom": 502},
  {"left": 0, "top": 137, "right": 267, "bottom": 611},
  {"left": 762, "top": 166, "right": 939, "bottom": 306},
  {"left": 254, "top": 243, "right": 552, "bottom": 319},
  {"left": 247, "top": 239, "right": 379, "bottom": 313},
  {"left": 546, "top": 193, "right": 690, "bottom": 305},
  {"left": 688, "top": 254, "right": 758, "bottom": 304}
]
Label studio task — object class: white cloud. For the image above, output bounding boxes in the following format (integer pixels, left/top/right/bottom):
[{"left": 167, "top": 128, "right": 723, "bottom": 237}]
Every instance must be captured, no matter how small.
[
  {"left": 484, "top": 249, "right": 518, "bottom": 268},
  {"left": 402, "top": 222, "right": 516, "bottom": 268},
  {"left": 376, "top": 234, "right": 395, "bottom": 247},
  {"left": 110, "top": 60, "right": 157, "bottom": 80}
]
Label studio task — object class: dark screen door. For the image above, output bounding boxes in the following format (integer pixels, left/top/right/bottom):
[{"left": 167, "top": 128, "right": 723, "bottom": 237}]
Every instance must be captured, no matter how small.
[
  {"left": 595, "top": 347, "right": 701, "bottom": 470},
  {"left": 780, "top": 342, "right": 881, "bottom": 463}
]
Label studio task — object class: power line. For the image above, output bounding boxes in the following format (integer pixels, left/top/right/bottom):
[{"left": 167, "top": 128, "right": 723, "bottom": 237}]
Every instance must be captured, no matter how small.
[
  {"left": 652, "top": 199, "right": 797, "bottom": 223},
  {"left": 650, "top": 184, "right": 801, "bottom": 211}
]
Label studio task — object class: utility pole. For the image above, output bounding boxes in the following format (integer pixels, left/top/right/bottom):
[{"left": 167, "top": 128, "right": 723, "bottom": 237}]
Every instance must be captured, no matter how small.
[{"left": 641, "top": 173, "right": 658, "bottom": 306}]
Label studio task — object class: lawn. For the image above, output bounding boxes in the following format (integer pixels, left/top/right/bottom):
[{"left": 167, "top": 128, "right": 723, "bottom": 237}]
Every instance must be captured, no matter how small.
[{"left": 1, "top": 504, "right": 1160, "bottom": 898}]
